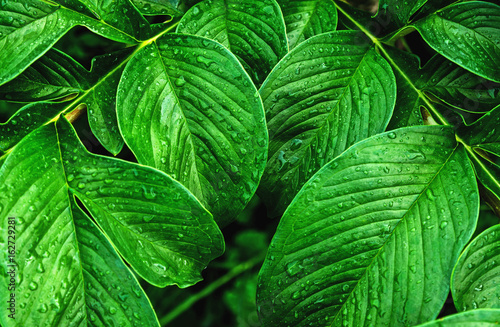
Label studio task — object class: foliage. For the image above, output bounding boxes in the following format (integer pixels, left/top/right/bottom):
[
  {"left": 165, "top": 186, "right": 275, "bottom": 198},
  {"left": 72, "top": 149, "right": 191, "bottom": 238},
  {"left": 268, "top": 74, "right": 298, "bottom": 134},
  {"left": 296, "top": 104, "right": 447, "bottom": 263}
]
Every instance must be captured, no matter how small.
[{"left": 0, "top": 0, "right": 499, "bottom": 326}]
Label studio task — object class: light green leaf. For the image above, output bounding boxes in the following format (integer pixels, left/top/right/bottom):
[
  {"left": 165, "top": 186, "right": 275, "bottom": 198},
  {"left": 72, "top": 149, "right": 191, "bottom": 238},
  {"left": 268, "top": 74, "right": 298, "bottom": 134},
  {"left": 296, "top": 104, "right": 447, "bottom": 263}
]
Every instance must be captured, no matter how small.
[
  {"left": 0, "top": 48, "right": 136, "bottom": 154},
  {"left": 413, "top": 1, "right": 500, "bottom": 83},
  {"left": 0, "top": 117, "right": 224, "bottom": 289},
  {"left": 376, "top": 0, "right": 428, "bottom": 30},
  {"left": 258, "top": 31, "right": 396, "bottom": 217},
  {"left": 116, "top": 33, "right": 268, "bottom": 227},
  {"left": 452, "top": 224, "right": 500, "bottom": 311},
  {"left": 176, "top": 0, "right": 288, "bottom": 85},
  {"left": 276, "top": 0, "right": 338, "bottom": 49},
  {"left": 257, "top": 126, "right": 479, "bottom": 327},
  {"left": 417, "top": 55, "right": 500, "bottom": 113},
  {"left": 0, "top": 195, "right": 160, "bottom": 326},
  {"left": 413, "top": 309, "right": 500, "bottom": 326},
  {"left": 0, "top": 0, "right": 149, "bottom": 86}
]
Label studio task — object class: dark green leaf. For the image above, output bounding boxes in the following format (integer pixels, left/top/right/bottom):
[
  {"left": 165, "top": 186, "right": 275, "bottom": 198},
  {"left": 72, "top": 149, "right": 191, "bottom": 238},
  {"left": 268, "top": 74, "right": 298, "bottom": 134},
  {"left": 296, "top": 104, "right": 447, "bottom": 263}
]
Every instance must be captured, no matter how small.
[
  {"left": 276, "top": 0, "right": 338, "bottom": 49},
  {"left": 258, "top": 31, "right": 396, "bottom": 217},
  {"left": 257, "top": 126, "right": 479, "bottom": 326},
  {"left": 0, "top": 48, "right": 89, "bottom": 102},
  {"left": 452, "top": 224, "right": 500, "bottom": 311},
  {"left": 117, "top": 33, "right": 268, "bottom": 226},
  {"left": 0, "top": 117, "right": 224, "bottom": 289},
  {"left": 417, "top": 55, "right": 500, "bottom": 113},
  {"left": 132, "top": 0, "right": 183, "bottom": 16},
  {"left": 376, "top": 0, "right": 428, "bottom": 30},
  {"left": 413, "top": 1, "right": 500, "bottom": 83},
  {"left": 459, "top": 106, "right": 500, "bottom": 151},
  {"left": 177, "top": 0, "right": 288, "bottom": 85}
]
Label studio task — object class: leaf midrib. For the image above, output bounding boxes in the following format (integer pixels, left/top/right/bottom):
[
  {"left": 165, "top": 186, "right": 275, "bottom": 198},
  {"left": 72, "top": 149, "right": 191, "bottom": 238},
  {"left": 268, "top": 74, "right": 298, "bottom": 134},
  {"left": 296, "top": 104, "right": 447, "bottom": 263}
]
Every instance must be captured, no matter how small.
[{"left": 330, "top": 142, "right": 460, "bottom": 325}]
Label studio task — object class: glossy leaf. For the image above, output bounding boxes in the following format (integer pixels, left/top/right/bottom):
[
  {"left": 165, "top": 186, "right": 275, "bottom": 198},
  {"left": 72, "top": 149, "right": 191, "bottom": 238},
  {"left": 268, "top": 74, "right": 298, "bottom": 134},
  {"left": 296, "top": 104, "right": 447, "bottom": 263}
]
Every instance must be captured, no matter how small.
[
  {"left": 459, "top": 106, "right": 500, "bottom": 153},
  {"left": 413, "top": 309, "right": 500, "bottom": 326},
  {"left": 132, "top": 0, "right": 183, "bottom": 16},
  {"left": 0, "top": 117, "right": 224, "bottom": 289},
  {"left": 384, "top": 47, "right": 425, "bottom": 130},
  {"left": 417, "top": 55, "right": 500, "bottom": 113},
  {"left": 117, "top": 33, "right": 268, "bottom": 226},
  {"left": 0, "top": 49, "right": 135, "bottom": 154},
  {"left": 0, "top": 195, "right": 160, "bottom": 326},
  {"left": 257, "top": 126, "right": 479, "bottom": 327},
  {"left": 276, "top": 0, "right": 338, "bottom": 49},
  {"left": 452, "top": 224, "right": 500, "bottom": 311},
  {"left": 176, "top": 0, "right": 288, "bottom": 85},
  {"left": 413, "top": 1, "right": 500, "bottom": 83},
  {"left": 0, "top": 48, "right": 89, "bottom": 102},
  {"left": 467, "top": 150, "right": 500, "bottom": 206},
  {"left": 376, "top": 0, "right": 428, "bottom": 30},
  {"left": 258, "top": 31, "right": 396, "bottom": 217},
  {"left": 0, "top": 0, "right": 149, "bottom": 86}
]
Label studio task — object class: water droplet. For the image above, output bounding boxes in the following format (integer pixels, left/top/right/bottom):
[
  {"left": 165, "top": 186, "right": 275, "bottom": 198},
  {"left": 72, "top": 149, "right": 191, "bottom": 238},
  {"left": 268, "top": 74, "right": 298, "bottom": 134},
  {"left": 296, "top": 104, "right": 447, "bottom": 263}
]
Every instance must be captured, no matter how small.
[
  {"left": 387, "top": 132, "right": 396, "bottom": 139},
  {"left": 29, "top": 281, "right": 38, "bottom": 290}
]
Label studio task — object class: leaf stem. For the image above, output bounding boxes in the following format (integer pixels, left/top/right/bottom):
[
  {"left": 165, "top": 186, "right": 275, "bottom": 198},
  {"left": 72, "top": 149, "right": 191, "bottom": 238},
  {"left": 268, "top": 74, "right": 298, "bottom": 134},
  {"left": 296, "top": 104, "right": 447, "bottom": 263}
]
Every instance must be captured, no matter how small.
[{"left": 159, "top": 253, "right": 265, "bottom": 326}]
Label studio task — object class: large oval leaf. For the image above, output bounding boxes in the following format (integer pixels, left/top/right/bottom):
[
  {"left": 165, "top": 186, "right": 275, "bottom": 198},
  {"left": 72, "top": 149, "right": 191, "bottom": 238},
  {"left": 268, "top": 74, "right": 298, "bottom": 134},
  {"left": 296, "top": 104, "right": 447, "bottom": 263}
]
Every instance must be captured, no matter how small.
[
  {"left": 276, "top": 0, "right": 338, "bottom": 49},
  {"left": 176, "top": 0, "right": 288, "bottom": 85},
  {"left": 413, "top": 1, "right": 500, "bottom": 83},
  {"left": 117, "top": 33, "right": 268, "bottom": 226},
  {"left": 452, "top": 224, "right": 500, "bottom": 311},
  {"left": 258, "top": 30, "right": 396, "bottom": 217},
  {"left": 257, "top": 126, "right": 479, "bottom": 327},
  {"left": 0, "top": 117, "right": 224, "bottom": 290},
  {"left": 0, "top": 195, "right": 160, "bottom": 326}
]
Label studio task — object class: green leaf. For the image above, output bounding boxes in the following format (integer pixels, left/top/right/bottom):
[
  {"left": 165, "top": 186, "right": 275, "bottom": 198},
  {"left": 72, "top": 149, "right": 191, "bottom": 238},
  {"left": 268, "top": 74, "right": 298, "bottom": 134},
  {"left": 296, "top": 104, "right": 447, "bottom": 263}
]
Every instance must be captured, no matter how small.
[
  {"left": 413, "top": 309, "right": 500, "bottom": 326},
  {"left": 416, "top": 55, "right": 500, "bottom": 113},
  {"left": 0, "top": 0, "right": 149, "bottom": 86},
  {"left": 459, "top": 106, "right": 500, "bottom": 152},
  {"left": 0, "top": 117, "right": 224, "bottom": 288},
  {"left": 258, "top": 31, "right": 396, "bottom": 217},
  {"left": 116, "top": 33, "right": 268, "bottom": 227},
  {"left": 276, "top": 0, "right": 338, "bottom": 50},
  {"left": 132, "top": 0, "right": 183, "bottom": 16},
  {"left": 376, "top": 0, "right": 428, "bottom": 30},
  {"left": 467, "top": 150, "right": 500, "bottom": 206},
  {"left": 413, "top": 1, "right": 500, "bottom": 83},
  {"left": 176, "top": 0, "right": 288, "bottom": 85},
  {"left": 384, "top": 47, "right": 425, "bottom": 130},
  {"left": 0, "top": 48, "right": 136, "bottom": 154},
  {"left": 0, "top": 48, "right": 89, "bottom": 102},
  {"left": 452, "top": 224, "right": 500, "bottom": 311},
  {"left": 257, "top": 126, "right": 479, "bottom": 326},
  {"left": 0, "top": 195, "right": 160, "bottom": 326}
]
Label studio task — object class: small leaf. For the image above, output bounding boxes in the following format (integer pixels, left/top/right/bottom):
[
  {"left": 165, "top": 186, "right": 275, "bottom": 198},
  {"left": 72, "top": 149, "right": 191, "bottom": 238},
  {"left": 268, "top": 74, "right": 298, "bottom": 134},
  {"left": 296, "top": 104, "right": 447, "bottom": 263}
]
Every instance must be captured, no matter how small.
[
  {"left": 177, "top": 0, "right": 288, "bottom": 85},
  {"left": 413, "top": 309, "right": 500, "bottom": 326},
  {"left": 257, "top": 126, "right": 479, "bottom": 326},
  {"left": 276, "top": 0, "right": 338, "bottom": 49},
  {"left": 459, "top": 105, "right": 500, "bottom": 152},
  {"left": 452, "top": 224, "right": 500, "bottom": 311},
  {"left": 413, "top": 1, "right": 500, "bottom": 83},
  {"left": 259, "top": 31, "right": 396, "bottom": 217},
  {"left": 376, "top": 0, "right": 428, "bottom": 30},
  {"left": 0, "top": 116, "right": 224, "bottom": 289},
  {"left": 117, "top": 33, "right": 268, "bottom": 226}
]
